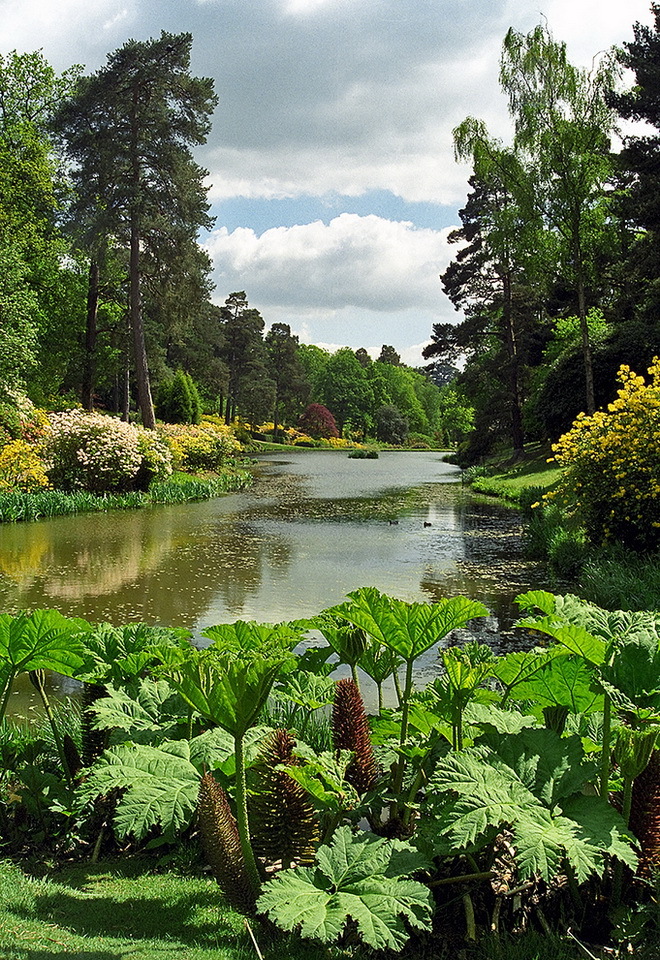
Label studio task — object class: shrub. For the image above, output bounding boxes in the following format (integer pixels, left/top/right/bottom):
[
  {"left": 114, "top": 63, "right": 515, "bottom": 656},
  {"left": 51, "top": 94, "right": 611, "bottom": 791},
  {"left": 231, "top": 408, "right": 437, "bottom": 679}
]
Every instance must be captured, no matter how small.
[
  {"left": 550, "top": 359, "right": 660, "bottom": 550},
  {"left": 0, "top": 440, "right": 50, "bottom": 492},
  {"left": 0, "top": 402, "right": 21, "bottom": 447},
  {"left": 156, "top": 370, "right": 202, "bottom": 424},
  {"left": 159, "top": 420, "right": 239, "bottom": 472},
  {"left": 45, "top": 411, "right": 170, "bottom": 493},
  {"left": 297, "top": 403, "right": 339, "bottom": 439}
]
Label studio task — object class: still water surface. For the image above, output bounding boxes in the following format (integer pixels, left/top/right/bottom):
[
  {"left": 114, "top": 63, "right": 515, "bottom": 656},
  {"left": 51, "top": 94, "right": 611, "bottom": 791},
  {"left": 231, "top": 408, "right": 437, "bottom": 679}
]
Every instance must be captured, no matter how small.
[{"left": 0, "top": 451, "right": 546, "bottom": 710}]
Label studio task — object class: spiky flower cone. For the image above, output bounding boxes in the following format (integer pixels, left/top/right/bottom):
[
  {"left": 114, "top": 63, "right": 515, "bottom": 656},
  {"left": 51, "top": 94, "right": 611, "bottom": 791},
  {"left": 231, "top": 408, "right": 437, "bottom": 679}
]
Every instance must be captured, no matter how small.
[
  {"left": 629, "top": 749, "right": 660, "bottom": 876},
  {"left": 332, "top": 678, "right": 379, "bottom": 795},
  {"left": 197, "top": 772, "right": 257, "bottom": 914},
  {"left": 250, "top": 729, "right": 319, "bottom": 867}
]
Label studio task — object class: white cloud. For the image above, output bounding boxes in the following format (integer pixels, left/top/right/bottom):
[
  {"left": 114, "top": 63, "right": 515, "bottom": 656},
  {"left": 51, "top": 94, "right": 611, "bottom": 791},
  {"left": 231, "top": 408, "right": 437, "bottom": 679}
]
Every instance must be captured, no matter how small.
[
  {"left": 204, "top": 213, "right": 455, "bottom": 311},
  {"left": 204, "top": 213, "right": 459, "bottom": 361}
]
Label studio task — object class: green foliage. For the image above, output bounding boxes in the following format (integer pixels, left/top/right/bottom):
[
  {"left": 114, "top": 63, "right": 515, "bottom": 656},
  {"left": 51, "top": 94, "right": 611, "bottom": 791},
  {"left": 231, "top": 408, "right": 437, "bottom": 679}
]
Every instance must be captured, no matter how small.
[
  {"left": 375, "top": 404, "right": 408, "bottom": 445},
  {"left": 423, "top": 731, "right": 635, "bottom": 882},
  {"left": 257, "top": 824, "right": 433, "bottom": 951},
  {"left": 0, "top": 609, "right": 89, "bottom": 724},
  {"left": 156, "top": 370, "right": 202, "bottom": 424},
  {"left": 326, "top": 587, "right": 489, "bottom": 664}
]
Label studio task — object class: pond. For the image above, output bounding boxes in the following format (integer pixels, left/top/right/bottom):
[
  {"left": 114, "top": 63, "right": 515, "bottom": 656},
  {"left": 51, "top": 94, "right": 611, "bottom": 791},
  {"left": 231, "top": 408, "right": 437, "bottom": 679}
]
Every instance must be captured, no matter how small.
[{"left": 0, "top": 450, "right": 546, "bottom": 713}]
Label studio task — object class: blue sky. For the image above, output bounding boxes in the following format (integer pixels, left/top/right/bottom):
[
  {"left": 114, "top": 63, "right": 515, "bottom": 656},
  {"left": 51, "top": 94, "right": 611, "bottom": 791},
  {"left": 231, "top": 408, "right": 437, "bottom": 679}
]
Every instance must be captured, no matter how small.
[{"left": 1, "top": 0, "right": 654, "bottom": 364}]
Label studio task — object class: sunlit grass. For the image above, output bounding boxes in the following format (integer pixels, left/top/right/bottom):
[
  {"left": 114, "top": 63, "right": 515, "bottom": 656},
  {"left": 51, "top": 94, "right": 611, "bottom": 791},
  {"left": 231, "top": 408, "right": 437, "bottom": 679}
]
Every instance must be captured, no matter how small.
[{"left": 0, "top": 859, "right": 331, "bottom": 960}]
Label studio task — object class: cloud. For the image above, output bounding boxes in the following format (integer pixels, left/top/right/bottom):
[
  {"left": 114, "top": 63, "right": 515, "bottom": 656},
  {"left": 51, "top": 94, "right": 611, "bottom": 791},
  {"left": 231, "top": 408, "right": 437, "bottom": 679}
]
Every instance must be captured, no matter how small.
[
  {"left": 204, "top": 213, "right": 458, "bottom": 362},
  {"left": 204, "top": 212, "right": 455, "bottom": 311}
]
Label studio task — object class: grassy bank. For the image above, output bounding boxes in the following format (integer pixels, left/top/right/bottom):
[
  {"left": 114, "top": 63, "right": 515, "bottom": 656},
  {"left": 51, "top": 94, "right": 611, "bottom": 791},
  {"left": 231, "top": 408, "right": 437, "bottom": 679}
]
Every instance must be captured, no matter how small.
[
  {"left": 465, "top": 444, "right": 562, "bottom": 506},
  {"left": 0, "top": 465, "right": 253, "bottom": 524},
  {"left": 0, "top": 858, "right": 593, "bottom": 960}
]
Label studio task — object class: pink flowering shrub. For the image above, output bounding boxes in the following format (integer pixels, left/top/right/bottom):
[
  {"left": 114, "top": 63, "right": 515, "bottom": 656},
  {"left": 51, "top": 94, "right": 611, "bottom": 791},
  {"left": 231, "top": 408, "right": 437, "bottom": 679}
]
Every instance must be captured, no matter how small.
[{"left": 45, "top": 411, "right": 171, "bottom": 493}]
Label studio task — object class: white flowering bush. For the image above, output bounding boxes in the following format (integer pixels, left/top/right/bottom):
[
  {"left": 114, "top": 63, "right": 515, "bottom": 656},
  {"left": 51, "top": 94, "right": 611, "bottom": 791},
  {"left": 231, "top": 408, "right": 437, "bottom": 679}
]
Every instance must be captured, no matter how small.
[{"left": 45, "top": 411, "right": 171, "bottom": 493}]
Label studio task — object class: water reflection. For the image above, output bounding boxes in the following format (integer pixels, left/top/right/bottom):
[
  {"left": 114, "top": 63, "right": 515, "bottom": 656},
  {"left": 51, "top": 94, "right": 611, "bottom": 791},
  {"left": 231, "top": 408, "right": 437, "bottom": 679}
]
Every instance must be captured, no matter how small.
[
  {"left": 0, "top": 452, "right": 544, "bottom": 631},
  {"left": 2, "top": 451, "right": 549, "bottom": 715}
]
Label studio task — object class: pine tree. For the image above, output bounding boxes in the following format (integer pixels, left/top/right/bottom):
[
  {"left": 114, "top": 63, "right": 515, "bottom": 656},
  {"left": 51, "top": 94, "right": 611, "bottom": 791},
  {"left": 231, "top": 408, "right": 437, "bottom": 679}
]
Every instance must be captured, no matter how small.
[{"left": 54, "top": 32, "right": 217, "bottom": 428}]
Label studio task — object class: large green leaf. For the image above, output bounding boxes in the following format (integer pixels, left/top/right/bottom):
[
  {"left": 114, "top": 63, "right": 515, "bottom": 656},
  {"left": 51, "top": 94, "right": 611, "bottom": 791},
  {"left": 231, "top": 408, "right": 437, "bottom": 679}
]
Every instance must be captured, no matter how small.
[
  {"left": 560, "top": 794, "right": 638, "bottom": 872},
  {"left": 506, "top": 656, "right": 603, "bottom": 715},
  {"left": 90, "top": 679, "right": 190, "bottom": 743},
  {"left": 0, "top": 610, "right": 89, "bottom": 693},
  {"left": 324, "top": 588, "right": 488, "bottom": 663},
  {"left": 257, "top": 825, "right": 433, "bottom": 951},
  {"left": 80, "top": 741, "right": 201, "bottom": 840},
  {"left": 515, "top": 616, "right": 606, "bottom": 665},
  {"left": 165, "top": 645, "right": 292, "bottom": 738},
  {"left": 493, "top": 647, "right": 564, "bottom": 691},
  {"left": 601, "top": 630, "right": 660, "bottom": 710},
  {"left": 478, "top": 727, "right": 596, "bottom": 806},
  {"left": 274, "top": 671, "right": 336, "bottom": 711},
  {"left": 78, "top": 622, "right": 191, "bottom": 684},
  {"left": 424, "top": 744, "right": 634, "bottom": 882},
  {"left": 202, "top": 620, "right": 304, "bottom": 653}
]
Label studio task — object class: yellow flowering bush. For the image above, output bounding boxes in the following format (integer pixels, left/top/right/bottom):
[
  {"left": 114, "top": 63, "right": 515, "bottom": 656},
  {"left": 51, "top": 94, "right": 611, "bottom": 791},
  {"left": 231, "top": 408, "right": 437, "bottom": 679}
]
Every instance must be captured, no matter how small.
[
  {"left": 159, "top": 419, "right": 240, "bottom": 471},
  {"left": 550, "top": 359, "right": 660, "bottom": 549},
  {"left": 0, "top": 440, "right": 50, "bottom": 492}
]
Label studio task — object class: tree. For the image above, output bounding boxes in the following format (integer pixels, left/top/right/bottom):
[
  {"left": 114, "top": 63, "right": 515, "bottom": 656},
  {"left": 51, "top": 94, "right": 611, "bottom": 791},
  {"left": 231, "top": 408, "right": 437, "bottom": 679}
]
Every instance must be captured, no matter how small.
[
  {"left": 377, "top": 345, "right": 401, "bottom": 366},
  {"left": 218, "top": 292, "right": 269, "bottom": 425},
  {"left": 54, "top": 32, "right": 217, "bottom": 428},
  {"left": 375, "top": 405, "right": 408, "bottom": 445},
  {"left": 354, "top": 347, "right": 372, "bottom": 368},
  {"left": 298, "top": 403, "right": 339, "bottom": 439},
  {"left": 499, "top": 23, "right": 620, "bottom": 414},
  {"left": 265, "top": 323, "right": 310, "bottom": 440},
  {"left": 432, "top": 158, "right": 545, "bottom": 456},
  {"left": 609, "top": 4, "right": 660, "bottom": 325},
  {"left": 0, "top": 50, "right": 80, "bottom": 399},
  {"left": 317, "top": 348, "right": 374, "bottom": 436}
]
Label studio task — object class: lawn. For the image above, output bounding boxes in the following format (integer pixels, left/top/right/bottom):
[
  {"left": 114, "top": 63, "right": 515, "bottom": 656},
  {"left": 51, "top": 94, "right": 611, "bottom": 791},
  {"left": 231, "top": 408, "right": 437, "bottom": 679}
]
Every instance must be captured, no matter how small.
[{"left": 0, "top": 859, "right": 328, "bottom": 960}]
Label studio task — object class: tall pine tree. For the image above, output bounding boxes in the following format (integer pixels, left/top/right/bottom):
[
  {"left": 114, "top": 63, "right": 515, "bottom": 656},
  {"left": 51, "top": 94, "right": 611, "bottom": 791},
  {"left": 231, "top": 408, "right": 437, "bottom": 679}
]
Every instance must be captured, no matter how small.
[{"left": 54, "top": 32, "right": 217, "bottom": 428}]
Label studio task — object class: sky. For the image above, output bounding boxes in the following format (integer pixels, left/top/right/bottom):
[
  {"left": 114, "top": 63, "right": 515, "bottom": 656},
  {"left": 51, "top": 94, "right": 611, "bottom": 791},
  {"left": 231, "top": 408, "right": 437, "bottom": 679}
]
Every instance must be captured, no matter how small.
[{"left": 1, "top": 0, "right": 655, "bottom": 366}]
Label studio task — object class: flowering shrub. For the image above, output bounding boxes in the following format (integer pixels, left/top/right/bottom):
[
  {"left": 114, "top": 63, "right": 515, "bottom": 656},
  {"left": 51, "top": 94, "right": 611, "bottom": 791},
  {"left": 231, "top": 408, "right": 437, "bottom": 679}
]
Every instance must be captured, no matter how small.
[
  {"left": 549, "top": 359, "right": 660, "bottom": 549},
  {"left": 45, "top": 411, "right": 170, "bottom": 493},
  {"left": 0, "top": 440, "right": 50, "bottom": 492},
  {"left": 135, "top": 431, "right": 173, "bottom": 489},
  {"left": 158, "top": 420, "right": 239, "bottom": 472}
]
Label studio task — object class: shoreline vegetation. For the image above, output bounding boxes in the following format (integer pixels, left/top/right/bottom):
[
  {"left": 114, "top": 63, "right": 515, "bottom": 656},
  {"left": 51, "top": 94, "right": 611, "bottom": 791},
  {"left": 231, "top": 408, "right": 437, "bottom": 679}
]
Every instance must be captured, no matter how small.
[
  {"left": 0, "top": 466, "right": 254, "bottom": 524},
  {"left": 2, "top": 589, "right": 660, "bottom": 960}
]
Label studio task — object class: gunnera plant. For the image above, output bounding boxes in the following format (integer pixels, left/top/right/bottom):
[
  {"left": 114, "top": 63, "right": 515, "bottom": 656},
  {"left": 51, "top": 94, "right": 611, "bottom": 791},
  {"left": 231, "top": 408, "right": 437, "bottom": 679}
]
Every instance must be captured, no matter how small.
[
  {"left": 197, "top": 772, "right": 257, "bottom": 914},
  {"left": 250, "top": 729, "right": 318, "bottom": 867},
  {"left": 331, "top": 678, "right": 379, "bottom": 795}
]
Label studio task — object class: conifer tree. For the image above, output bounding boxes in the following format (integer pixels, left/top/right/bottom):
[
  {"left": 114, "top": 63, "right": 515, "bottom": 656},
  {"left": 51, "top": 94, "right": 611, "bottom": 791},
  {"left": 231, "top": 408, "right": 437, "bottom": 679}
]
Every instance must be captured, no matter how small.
[{"left": 54, "top": 32, "right": 217, "bottom": 428}]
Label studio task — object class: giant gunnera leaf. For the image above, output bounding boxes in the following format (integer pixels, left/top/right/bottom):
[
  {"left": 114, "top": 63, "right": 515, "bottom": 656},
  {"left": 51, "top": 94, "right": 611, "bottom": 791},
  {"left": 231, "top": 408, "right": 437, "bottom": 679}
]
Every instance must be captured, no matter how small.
[{"left": 256, "top": 825, "right": 433, "bottom": 951}]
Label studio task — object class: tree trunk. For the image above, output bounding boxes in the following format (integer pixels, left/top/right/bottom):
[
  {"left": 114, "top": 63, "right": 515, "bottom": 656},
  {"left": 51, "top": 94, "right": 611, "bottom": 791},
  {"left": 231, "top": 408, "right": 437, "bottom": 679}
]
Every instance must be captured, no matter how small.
[
  {"left": 502, "top": 273, "right": 525, "bottom": 457},
  {"left": 129, "top": 79, "right": 156, "bottom": 430},
  {"left": 81, "top": 258, "right": 99, "bottom": 411},
  {"left": 577, "top": 273, "right": 595, "bottom": 415}
]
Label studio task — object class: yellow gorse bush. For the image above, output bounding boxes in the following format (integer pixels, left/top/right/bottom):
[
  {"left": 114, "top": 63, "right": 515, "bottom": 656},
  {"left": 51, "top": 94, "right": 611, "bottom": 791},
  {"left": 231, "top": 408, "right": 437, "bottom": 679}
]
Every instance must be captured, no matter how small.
[
  {"left": 550, "top": 358, "right": 660, "bottom": 549},
  {"left": 0, "top": 440, "right": 50, "bottom": 492}
]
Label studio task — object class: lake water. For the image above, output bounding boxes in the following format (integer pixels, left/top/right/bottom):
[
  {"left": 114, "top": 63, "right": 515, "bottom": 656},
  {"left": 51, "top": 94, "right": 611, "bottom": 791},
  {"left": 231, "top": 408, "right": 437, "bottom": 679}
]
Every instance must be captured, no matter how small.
[{"left": 0, "top": 450, "right": 546, "bottom": 712}]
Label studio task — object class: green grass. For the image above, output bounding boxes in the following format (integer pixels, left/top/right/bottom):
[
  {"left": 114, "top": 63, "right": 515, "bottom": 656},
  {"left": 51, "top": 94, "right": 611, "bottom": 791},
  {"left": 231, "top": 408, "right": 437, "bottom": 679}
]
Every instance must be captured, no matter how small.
[
  {"left": 0, "top": 467, "right": 252, "bottom": 524},
  {"left": 468, "top": 447, "right": 562, "bottom": 506},
  {"left": 0, "top": 858, "right": 598, "bottom": 960},
  {"left": 0, "top": 859, "right": 334, "bottom": 960}
]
